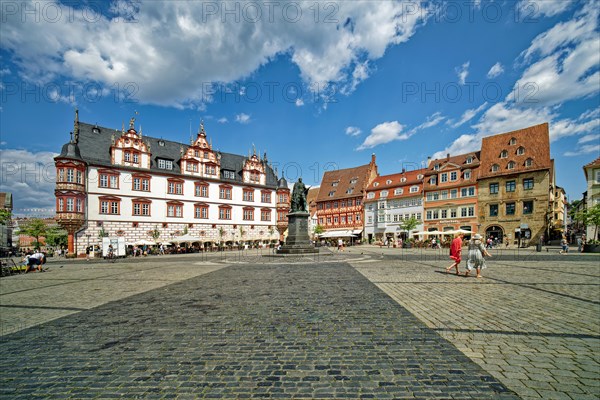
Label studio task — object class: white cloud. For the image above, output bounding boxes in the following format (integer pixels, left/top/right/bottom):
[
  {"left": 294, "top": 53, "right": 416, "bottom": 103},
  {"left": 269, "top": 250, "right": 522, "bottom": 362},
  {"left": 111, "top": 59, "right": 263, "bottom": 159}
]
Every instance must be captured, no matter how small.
[
  {"left": 0, "top": 68, "right": 10, "bottom": 75},
  {"left": 487, "top": 62, "right": 504, "bottom": 79},
  {"left": 295, "top": 98, "right": 304, "bottom": 107},
  {"left": 2, "top": 0, "right": 429, "bottom": 107},
  {"left": 564, "top": 143, "right": 600, "bottom": 157},
  {"left": 517, "top": 0, "right": 575, "bottom": 18},
  {"left": 578, "top": 133, "right": 600, "bottom": 145},
  {"left": 447, "top": 102, "right": 488, "bottom": 129},
  {"left": 409, "top": 111, "right": 445, "bottom": 134},
  {"left": 455, "top": 61, "right": 470, "bottom": 85},
  {"left": 235, "top": 113, "right": 251, "bottom": 124},
  {"left": 217, "top": 117, "right": 228, "bottom": 124},
  {"left": 0, "top": 149, "right": 58, "bottom": 216},
  {"left": 345, "top": 126, "right": 362, "bottom": 137},
  {"left": 357, "top": 121, "right": 407, "bottom": 150}
]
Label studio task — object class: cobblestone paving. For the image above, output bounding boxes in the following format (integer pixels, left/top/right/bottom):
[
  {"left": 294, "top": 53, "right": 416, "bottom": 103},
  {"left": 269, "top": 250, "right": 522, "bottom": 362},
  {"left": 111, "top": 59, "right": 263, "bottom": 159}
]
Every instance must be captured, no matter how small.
[
  {"left": 0, "top": 261, "right": 517, "bottom": 399},
  {"left": 350, "top": 253, "right": 600, "bottom": 400}
]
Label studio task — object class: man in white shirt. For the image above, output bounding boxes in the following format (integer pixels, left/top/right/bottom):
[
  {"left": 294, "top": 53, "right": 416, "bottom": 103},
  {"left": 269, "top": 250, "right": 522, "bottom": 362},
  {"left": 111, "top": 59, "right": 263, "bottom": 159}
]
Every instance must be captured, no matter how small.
[{"left": 25, "top": 252, "right": 46, "bottom": 273}]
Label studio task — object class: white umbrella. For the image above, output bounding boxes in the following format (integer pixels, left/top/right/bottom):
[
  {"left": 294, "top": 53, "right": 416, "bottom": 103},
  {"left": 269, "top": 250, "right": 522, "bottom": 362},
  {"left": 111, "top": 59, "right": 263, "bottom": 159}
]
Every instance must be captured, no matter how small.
[
  {"left": 171, "top": 234, "right": 203, "bottom": 244},
  {"left": 159, "top": 242, "right": 173, "bottom": 246},
  {"left": 135, "top": 239, "right": 157, "bottom": 246}
]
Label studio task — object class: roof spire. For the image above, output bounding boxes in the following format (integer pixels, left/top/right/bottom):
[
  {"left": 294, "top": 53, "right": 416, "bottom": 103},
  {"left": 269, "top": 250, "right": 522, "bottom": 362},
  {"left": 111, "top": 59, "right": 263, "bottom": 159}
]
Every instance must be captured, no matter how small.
[
  {"left": 73, "top": 108, "right": 80, "bottom": 144},
  {"left": 121, "top": 121, "right": 125, "bottom": 134},
  {"left": 139, "top": 125, "right": 143, "bottom": 138}
]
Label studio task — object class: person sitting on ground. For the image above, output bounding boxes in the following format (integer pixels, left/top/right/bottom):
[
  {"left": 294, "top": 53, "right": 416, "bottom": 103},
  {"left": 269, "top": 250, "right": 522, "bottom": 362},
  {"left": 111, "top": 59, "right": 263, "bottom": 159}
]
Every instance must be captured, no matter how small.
[{"left": 25, "top": 251, "right": 46, "bottom": 273}]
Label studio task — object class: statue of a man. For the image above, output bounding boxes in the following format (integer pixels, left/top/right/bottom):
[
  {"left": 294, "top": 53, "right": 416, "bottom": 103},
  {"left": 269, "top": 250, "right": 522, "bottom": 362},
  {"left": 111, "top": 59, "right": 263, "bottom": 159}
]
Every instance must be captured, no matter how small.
[{"left": 291, "top": 178, "right": 309, "bottom": 212}]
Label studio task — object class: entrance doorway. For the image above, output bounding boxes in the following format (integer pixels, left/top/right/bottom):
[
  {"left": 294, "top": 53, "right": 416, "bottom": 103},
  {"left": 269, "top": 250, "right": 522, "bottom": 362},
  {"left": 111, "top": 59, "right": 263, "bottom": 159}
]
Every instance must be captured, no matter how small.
[{"left": 486, "top": 225, "right": 504, "bottom": 244}]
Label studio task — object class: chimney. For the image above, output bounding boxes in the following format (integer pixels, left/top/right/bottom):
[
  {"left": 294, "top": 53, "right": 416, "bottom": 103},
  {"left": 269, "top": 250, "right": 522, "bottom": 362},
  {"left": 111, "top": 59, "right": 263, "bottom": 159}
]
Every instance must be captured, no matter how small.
[
  {"left": 426, "top": 156, "right": 432, "bottom": 167},
  {"left": 371, "top": 153, "right": 376, "bottom": 164},
  {"left": 447, "top": 153, "right": 450, "bottom": 161},
  {"left": 401, "top": 168, "right": 406, "bottom": 174}
]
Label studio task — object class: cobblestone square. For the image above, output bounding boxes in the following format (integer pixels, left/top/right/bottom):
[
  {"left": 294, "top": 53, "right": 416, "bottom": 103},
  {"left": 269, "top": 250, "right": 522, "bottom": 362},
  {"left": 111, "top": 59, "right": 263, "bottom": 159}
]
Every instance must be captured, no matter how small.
[{"left": 0, "top": 249, "right": 598, "bottom": 399}]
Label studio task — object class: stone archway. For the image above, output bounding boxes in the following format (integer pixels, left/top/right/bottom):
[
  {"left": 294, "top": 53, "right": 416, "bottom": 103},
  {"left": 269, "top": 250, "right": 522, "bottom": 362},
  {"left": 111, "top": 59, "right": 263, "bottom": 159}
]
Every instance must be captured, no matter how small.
[{"left": 485, "top": 225, "right": 504, "bottom": 243}]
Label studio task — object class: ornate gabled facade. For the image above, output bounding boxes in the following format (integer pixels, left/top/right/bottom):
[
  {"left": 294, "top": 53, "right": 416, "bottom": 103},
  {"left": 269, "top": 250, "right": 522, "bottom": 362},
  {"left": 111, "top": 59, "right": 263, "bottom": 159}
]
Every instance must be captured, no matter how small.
[{"left": 55, "top": 111, "right": 282, "bottom": 256}]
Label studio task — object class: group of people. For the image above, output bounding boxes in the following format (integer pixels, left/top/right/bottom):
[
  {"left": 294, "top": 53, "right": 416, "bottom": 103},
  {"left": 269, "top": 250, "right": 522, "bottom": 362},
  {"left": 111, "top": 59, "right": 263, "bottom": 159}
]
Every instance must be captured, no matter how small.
[
  {"left": 23, "top": 251, "right": 47, "bottom": 273},
  {"left": 446, "top": 233, "right": 492, "bottom": 278}
]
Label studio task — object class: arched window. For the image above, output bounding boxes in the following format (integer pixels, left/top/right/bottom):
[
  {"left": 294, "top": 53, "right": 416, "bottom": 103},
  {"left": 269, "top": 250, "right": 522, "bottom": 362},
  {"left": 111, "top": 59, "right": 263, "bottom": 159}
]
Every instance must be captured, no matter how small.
[
  {"left": 525, "top": 158, "right": 533, "bottom": 167},
  {"left": 507, "top": 161, "right": 516, "bottom": 170},
  {"left": 500, "top": 150, "right": 508, "bottom": 158},
  {"left": 491, "top": 164, "right": 500, "bottom": 172},
  {"left": 517, "top": 146, "right": 525, "bottom": 155}
]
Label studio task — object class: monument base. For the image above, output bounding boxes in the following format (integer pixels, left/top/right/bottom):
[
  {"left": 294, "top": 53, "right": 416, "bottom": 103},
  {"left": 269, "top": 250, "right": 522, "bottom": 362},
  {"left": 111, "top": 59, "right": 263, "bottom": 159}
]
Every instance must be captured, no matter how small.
[{"left": 277, "top": 211, "right": 318, "bottom": 254}]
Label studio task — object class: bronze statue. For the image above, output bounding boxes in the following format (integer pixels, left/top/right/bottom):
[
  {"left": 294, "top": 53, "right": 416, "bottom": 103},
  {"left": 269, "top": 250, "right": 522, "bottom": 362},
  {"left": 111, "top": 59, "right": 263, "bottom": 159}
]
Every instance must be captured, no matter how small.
[{"left": 290, "top": 178, "right": 310, "bottom": 213}]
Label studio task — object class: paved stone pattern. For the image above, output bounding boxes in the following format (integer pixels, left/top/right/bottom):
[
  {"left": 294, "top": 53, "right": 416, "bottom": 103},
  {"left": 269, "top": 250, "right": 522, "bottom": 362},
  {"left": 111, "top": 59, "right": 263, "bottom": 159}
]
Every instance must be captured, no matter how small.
[
  {"left": 0, "top": 256, "right": 225, "bottom": 336},
  {"left": 1, "top": 262, "right": 517, "bottom": 399},
  {"left": 351, "top": 252, "right": 600, "bottom": 400}
]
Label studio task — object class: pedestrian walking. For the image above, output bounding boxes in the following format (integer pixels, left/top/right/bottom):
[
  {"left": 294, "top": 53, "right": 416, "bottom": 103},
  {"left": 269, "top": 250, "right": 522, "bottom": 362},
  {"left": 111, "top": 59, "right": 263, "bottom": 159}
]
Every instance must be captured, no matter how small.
[
  {"left": 465, "top": 233, "right": 492, "bottom": 278},
  {"left": 338, "top": 238, "right": 344, "bottom": 252},
  {"left": 446, "top": 233, "right": 464, "bottom": 275},
  {"left": 85, "top": 245, "right": 91, "bottom": 261},
  {"left": 559, "top": 235, "right": 569, "bottom": 254}
]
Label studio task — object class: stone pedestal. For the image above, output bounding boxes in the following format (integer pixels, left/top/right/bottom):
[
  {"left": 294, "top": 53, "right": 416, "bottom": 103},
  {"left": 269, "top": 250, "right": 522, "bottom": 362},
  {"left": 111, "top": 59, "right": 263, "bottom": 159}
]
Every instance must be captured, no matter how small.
[{"left": 277, "top": 211, "right": 318, "bottom": 254}]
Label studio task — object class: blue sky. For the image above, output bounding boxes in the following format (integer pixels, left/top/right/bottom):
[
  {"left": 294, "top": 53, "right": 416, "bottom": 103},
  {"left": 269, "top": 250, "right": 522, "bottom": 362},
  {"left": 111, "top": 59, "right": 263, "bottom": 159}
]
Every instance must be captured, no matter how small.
[{"left": 1, "top": 0, "right": 598, "bottom": 216}]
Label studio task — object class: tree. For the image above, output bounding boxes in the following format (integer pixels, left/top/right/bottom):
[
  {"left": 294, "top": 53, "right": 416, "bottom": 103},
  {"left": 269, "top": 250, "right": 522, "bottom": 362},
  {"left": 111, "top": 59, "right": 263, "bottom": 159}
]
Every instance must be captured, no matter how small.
[
  {"left": 149, "top": 226, "right": 161, "bottom": 241},
  {"left": 314, "top": 225, "right": 324, "bottom": 235},
  {"left": 98, "top": 227, "right": 108, "bottom": 238},
  {"left": 45, "top": 226, "right": 68, "bottom": 248},
  {"left": 21, "top": 218, "right": 48, "bottom": 249},
  {"left": 573, "top": 204, "right": 600, "bottom": 241},
  {"left": 399, "top": 216, "right": 419, "bottom": 236}
]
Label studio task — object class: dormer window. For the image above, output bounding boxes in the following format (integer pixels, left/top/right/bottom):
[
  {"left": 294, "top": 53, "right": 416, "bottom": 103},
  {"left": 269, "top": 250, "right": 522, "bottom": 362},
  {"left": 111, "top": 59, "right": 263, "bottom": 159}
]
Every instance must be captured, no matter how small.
[
  {"left": 332, "top": 181, "right": 339, "bottom": 187},
  {"left": 525, "top": 158, "right": 533, "bottom": 167},
  {"left": 92, "top": 125, "right": 101, "bottom": 134},
  {"left": 491, "top": 164, "right": 500, "bottom": 172},
  {"left": 158, "top": 140, "right": 165, "bottom": 147},
  {"left": 386, "top": 179, "right": 392, "bottom": 185},
  {"left": 500, "top": 150, "right": 508, "bottom": 158},
  {"left": 350, "top": 178, "right": 358, "bottom": 184},
  {"left": 509, "top": 137, "right": 517, "bottom": 145},
  {"left": 430, "top": 176, "right": 437, "bottom": 185},
  {"left": 466, "top": 156, "right": 473, "bottom": 164},
  {"left": 223, "top": 170, "right": 236, "bottom": 180},
  {"left": 328, "top": 191, "right": 335, "bottom": 197},
  {"left": 346, "top": 188, "right": 353, "bottom": 194},
  {"left": 507, "top": 161, "right": 516, "bottom": 170},
  {"left": 434, "top": 164, "right": 440, "bottom": 170},
  {"left": 517, "top": 146, "right": 525, "bottom": 155},
  {"left": 417, "top": 174, "right": 423, "bottom": 179},
  {"left": 400, "top": 177, "right": 407, "bottom": 182},
  {"left": 373, "top": 182, "right": 379, "bottom": 187},
  {"left": 158, "top": 159, "right": 173, "bottom": 170}
]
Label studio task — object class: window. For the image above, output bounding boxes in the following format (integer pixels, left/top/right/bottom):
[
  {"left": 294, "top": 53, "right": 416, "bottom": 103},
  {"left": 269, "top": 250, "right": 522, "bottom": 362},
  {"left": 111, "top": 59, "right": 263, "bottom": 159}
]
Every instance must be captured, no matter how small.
[
  {"left": 500, "top": 150, "right": 508, "bottom": 158},
  {"left": 132, "top": 176, "right": 150, "bottom": 192},
  {"left": 464, "top": 171, "right": 471, "bottom": 179},
  {"left": 167, "top": 179, "right": 184, "bottom": 195},
  {"left": 346, "top": 188, "right": 353, "bottom": 194},
  {"left": 523, "top": 201, "right": 533, "bottom": 214},
  {"left": 167, "top": 202, "right": 183, "bottom": 218},
  {"left": 133, "top": 200, "right": 151, "bottom": 216},
  {"left": 506, "top": 202, "right": 516, "bottom": 215},
  {"left": 491, "top": 164, "right": 500, "bottom": 172},
  {"left": 426, "top": 210, "right": 432, "bottom": 220},
  {"left": 98, "top": 171, "right": 119, "bottom": 189},
  {"left": 433, "top": 210, "right": 439, "bottom": 219},
  {"left": 219, "top": 206, "right": 232, "bottom": 220},
  {"left": 205, "top": 165, "right": 217, "bottom": 175},
  {"left": 596, "top": 170, "right": 600, "bottom": 183},
  {"left": 450, "top": 189, "right": 458, "bottom": 198},
  {"left": 507, "top": 161, "right": 516, "bottom": 170},
  {"left": 433, "top": 192, "right": 439, "bottom": 200},
  {"left": 509, "top": 137, "right": 517, "bottom": 145},
  {"left": 261, "top": 191, "right": 271, "bottom": 203},
  {"left": 441, "top": 191, "right": 448, "bottom": 200},
  {"left": 461, "top": 207, "right": 467, "bottom": 217},
  {"left": 219, "top": 186, "right": 232, "bottom": 200},
  {"left": 380, "top": 190, "right": 388, "bottom": 198},
  {"left": 368, "top": 216, "right": 373, "bottom": 224},
  {"left": 523, "top": 178, "right": 534, "bottom": 190},
  {"left": 525, "top": 158, "right": 533, "bottom": 167},
  {"left": 450, "top": 209, "right": 457, "bottom": 218},
  {"left": 517, "top": 147, "right": 525, "bottom": 155},
  {"left": 356, "top": 199, "right": 362, "bottom": 206},
  {"left": 450, "top": 171, "right": 457, "bottom": 181},
  {"left": 373, "top": 182, "right": 379, "bottom": 187},
  {"left": 76, "top": 198, "right": 82, "bottom": 212},
  {"left": 468, "top": 187, "right": 475, "bottom": 196},
  {"left": 441, "top": 209, "right": 447, "bottom": 219},
  {"left": 332, "top": 181, "right": 339, "bottom": 187},
  {"left": 57, "top": 198, "right": 63, "bottom": 212},
  {"left": 489, "top": 183, "right": 499, "bottom": 194},
  {"left": 194, "top": 204, "right": 209, "bottom": 219},
  {"left": 223, "top": 170, "right": 236, "bottom": 180},
  {"left": 350, "top": 178, "right": 358, "bottom": 184},
  {"left": 76, "top": 171, "right": 82, "bottom": 184},
  {"left": 243, "top": 208, "right": 254, "bottom": 221},
  {"left": 328, "top": 191, "right": 335, "bottom": 197},
  {"left": 489, "top": 204, "right": 498, "bottom": 217},
  {"left": 440, "top": 173, "right": 448, "bottom": 183},
  {"left": 243, "top": 189, "right": 254, "bottom": 202},
  {"left": 99, "top": 197, "right": 120, "bottom": 215},
  {"left": 195, "top": 183, "right": 209, "bottom": 197},
  {"left": 430, "top": 176, "right": 437, "bottom": 185},
  {"left": 410, "top": 186, "right": 419, "bottom": 193},
  {"left": 506, "top": 180, "right": 516, "bottom": 192},
  {"left": 466, "top": 156, "right": 473, "bottom": 164},
  {"left": 394, "top": 188, "right": 403, "bottom": 195},
  {"left": 66, "top": 198, "right": 74, "bottom": 212},
  {"left": 158, "top": 159, "right": 173, "bottom": 170},
  {"left": 67, "top": 169, "right": 74, "bottom": 183},
  {"left": 468, "top": 206, "right": 474, "bottom": 217},
  {"left": 261, "top": 209, "right": 271, "bottom": 221},
  {"left": 186, "top": 162, "right": 199, "bottom": 172}
]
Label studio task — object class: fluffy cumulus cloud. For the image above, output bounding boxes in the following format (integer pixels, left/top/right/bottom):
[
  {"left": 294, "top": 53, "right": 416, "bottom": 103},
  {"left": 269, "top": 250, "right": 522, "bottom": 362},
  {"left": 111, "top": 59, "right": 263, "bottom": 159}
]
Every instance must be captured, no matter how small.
[
  {"left": 357, "top": 121, "right": 407, "bottom": 150},
  {"left": 433, "top": 2, "right": 599, "bottom": 159},
  {"left": 1, "top": 0, "right": 429, "bottom": 107},
  {"left": 345, "top": 126, "right": 362, "bottom": 137},
  {"left": 0, "top": 149, "right": 58, "bottom": 217},
  {"left": 517, "top": 0, "right": 575, "bottom": 18},
  {"left": 447, "top": 102, "right": 488, "bottom": 129},
  {"left": 235, "top": 113, "right": 251, "bottom": 124}
]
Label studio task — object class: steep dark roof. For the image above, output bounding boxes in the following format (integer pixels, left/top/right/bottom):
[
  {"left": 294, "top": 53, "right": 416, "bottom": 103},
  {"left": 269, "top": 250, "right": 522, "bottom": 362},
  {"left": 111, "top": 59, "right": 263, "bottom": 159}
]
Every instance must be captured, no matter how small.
[{"left": 66, "top": 122, "right": 278, "bottom": 188}]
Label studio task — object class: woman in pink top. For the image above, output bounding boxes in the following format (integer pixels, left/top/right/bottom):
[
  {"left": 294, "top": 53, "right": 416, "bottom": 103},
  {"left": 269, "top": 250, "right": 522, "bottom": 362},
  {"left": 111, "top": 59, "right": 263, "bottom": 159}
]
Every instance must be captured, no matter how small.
[{"left": 445, "top": 233, "right": 464, "bottom": 275}]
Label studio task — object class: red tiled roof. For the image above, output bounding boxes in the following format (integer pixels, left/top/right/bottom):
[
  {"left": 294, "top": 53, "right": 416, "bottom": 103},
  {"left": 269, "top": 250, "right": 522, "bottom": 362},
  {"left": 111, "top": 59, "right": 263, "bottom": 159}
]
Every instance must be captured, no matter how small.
[
  {"left": 365, "top": 168, "right": 426, "bottom": 201},
  {"left": 316, "top": 159, "right": 377, "bottom": 202},
  {"left": 479, "top": 123, "right": 551, "bottom": 179},
  {"left": 584, "top": 157, "right": 600, "bottom": 169}
]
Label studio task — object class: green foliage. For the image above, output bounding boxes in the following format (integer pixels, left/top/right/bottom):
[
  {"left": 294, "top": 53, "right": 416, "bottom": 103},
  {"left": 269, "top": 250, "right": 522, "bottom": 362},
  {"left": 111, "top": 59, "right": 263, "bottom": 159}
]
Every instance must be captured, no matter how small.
[
  {"left": 0, "top": 209, "right": 11, "bottom": 224},
  {"left": 239, "top": 226, "right": 246, "bottom": 238},
  {"left": 98, "top": 227, "right": 108, "bottom": 238},
  {"left": 399, "top": 216, "right": 419, "bottom": 233},
  {"left": 149, "top": 226, "right": 161, "bottom": 241},
  {"left": 21, "top": 218, "right": 48, "bottom": 248},
  {"left": 314, "top": 225, "right": 325, "bottom": 235},
  {"left": 183, "top": 225, "right": 189, "bottom": 235},
  {"left": 45, "top": 226, "right": 68, "bottom": 248}
]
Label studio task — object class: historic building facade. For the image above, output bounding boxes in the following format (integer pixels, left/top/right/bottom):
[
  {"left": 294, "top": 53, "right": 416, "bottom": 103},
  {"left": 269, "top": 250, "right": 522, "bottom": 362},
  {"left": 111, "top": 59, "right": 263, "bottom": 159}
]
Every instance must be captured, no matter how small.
[
  {"left": 423, "top": 152, "right": 480, "bottom": 237},
  {"left": 477, "top": 123, "right": 553, "bottom": 246},
  {"left": 364, "top": 168, "right": 425, "bottom": 243},
  {"left": 583, "top": 157, "right": 600, "bottom": 240},
  {"left": 55, "top": 111, "right": 283, "bottom": 256},
  {"left": 315, "top": 155, "right": 378, "bottom": 241}
]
